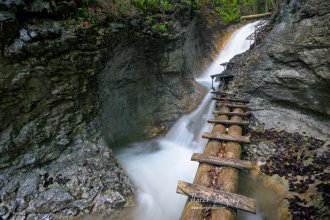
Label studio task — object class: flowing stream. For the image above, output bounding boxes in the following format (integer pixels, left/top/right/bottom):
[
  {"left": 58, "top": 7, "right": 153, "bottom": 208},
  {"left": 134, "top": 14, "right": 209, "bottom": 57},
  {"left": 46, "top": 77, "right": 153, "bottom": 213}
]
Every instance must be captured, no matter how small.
[{"left": 116, "top": 21, "right": 260, "bottom": 220}]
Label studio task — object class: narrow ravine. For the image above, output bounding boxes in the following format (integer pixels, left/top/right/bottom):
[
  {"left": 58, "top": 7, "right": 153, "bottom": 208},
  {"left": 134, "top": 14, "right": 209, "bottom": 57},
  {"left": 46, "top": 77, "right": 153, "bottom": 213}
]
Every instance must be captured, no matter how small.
[{"left": 116, "top": 21, "right": 259, "bottom": 220}]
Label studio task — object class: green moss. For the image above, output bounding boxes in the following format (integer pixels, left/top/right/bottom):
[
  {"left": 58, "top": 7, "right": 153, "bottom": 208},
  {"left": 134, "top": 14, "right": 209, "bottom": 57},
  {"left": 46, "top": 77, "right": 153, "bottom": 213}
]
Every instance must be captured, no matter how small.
[
  {"left": 104, "top": 189, "right": 113, "bottom": 196},
  {"left": 152, "top": 22, "right": 168, "bottom": 32}
]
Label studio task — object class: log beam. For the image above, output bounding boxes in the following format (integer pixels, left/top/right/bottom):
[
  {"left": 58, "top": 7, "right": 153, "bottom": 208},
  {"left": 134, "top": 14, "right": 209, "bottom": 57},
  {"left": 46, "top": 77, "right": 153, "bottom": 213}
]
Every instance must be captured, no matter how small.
[
  {"left": 191, "top": 153, "right": 253, "bottom": 170},
  {"left": 176, "top": 181, "right": 256, "bottom": 213},
  {"left": 241, "top": 12, "right": 272, "bottom": 20},
  {"left": 217, "top": 103, "right": 248, "bottom": 109},
  {"left": 210, "top": 91, "right": 234, "bottom": 96},
  {"left": 202, "top": 132, "right": 250, "bottom": 144},
  {"left": 212, "top": 97, "right": 249, "bottom": 103},
  {"left": 213, "top": 111, "right": 251, "bottom": 116},
  {"left": 207, "top": 119, "right": 249, "bottom": 126},
  {"left": 179, "top": 106, "right": 230, "bottom": 220}
]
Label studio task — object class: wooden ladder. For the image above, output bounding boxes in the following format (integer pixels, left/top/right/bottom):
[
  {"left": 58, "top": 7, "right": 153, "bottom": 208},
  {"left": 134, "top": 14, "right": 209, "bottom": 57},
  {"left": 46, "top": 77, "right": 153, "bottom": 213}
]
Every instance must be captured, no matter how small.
[{"left": 176, "top": 93, "right": 256, "bottom": 219}]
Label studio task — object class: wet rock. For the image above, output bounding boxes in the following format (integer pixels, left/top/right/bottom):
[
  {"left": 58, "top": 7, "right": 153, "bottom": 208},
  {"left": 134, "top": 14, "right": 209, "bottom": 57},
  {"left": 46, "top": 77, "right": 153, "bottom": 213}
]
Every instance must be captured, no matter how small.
[
  {"left": 228, "top": 0, "right": 330, "bottom": 139},
  {"left": 27, "top": 187, "right": 74, "bottom": 213},
  {"left": 0, "top": 137, "right": 135, "bottom": 219},
  {"left": 0, "top": 0, "right": 25, "bottom": 10},
  {"left": 0, "top": 1, "right": 226, "bottom": 219},
  {"left": 24, "top": 0, "right": 77, "bottom": 16},
  {"left": 0, "top": 11, "right": 19, "bottom": 42},
  {"left": 93, "top": 191, "right": 126, "bottom": 212}
]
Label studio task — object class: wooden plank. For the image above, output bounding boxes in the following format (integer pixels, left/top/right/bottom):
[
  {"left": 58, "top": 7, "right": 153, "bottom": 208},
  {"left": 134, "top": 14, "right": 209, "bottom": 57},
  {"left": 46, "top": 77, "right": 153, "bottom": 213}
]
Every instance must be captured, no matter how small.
[
  {"left": 210, "top": 73, "right": 221, "bottom": 78},
  {"left": 217, "top": 103, "right": 248, "bottom": 109},
  {"left": 191, "top": 153, "right": 253, "bottom": 170},
  {"left": 241, "top": 12, "right": 272, "bottom": 20},
  {"left": 213, "top": 111, "right": 251, "bottom": 116},
  {"left": 207, "top": 119, "right": 250, "bottom": 126},
  {"left": 212, "top": 97, "right": 249, "bottom": 103},
  {"left": 210, "top": 73, "right": 234, "bottom": 78},
  {"left": 210, "top": 91, "right": 235, "bottom": 96},
  {"left": 202, "top": 132, "right": 250, "bottom": 144},
  {"left": 176, "top": 180, "right": 256, "bottom": 214}
]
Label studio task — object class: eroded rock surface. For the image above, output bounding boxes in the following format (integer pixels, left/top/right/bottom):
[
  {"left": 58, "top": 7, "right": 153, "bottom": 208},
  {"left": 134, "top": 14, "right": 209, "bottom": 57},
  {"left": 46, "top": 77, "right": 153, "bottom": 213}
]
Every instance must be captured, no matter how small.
[
  {"left": 0, "top": 0, "right": 225, "bottom": 219},
  {"left": 227, "top": 0, "right": 330, "bottom": 140}
]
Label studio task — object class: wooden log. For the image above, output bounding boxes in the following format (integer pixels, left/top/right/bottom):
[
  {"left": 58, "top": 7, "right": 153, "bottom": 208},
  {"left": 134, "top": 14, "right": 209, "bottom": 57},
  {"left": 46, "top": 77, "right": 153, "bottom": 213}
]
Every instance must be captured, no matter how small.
[
  {"left": 179, "top": 106, "right": 230, "bottom": 220},
  {"left": 191, "top": 153, "right": 253, "bottom": 170},
  {"left": 202, "top": 132, "right": 250, "bottom": 144},
  {"left": 207, "top": 119, "right": 250, "bottom": 126},
  {"left": 217, "top": 103, "right": 248, "bottom": 109},
  {"left": 210, "top": 108, "right": 245, "bottom": 219},
  {"left": 213, "top": 111, "right": 251, "bottom": 116},
  {"left": 212, "top": 97, "right": 249, "bottom": 103},
  {"left": 176, "top": 180, "right": 256, "bottom": 214},
  {"left": 240, "top": 12, "right": 272, "bottom": 20},
  {"left": 179, "top": 102, "right": 253, "bottom": 219}
]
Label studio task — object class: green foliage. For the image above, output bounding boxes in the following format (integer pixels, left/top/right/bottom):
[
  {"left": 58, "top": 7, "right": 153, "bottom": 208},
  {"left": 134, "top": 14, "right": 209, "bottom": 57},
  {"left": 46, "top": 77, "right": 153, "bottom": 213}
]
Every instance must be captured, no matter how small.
[
  {"left": 146, "top": 15, "right": 153, "bottom": 24},
  {"left": 131, "top": 0, "right": 172, "bottom": 13},
  {"left": 211, "top": 0, "right": 269, "bottom": 24},
  {"left": 152, "top": 22, "right": 168, "bottom": 32},
  {"left": 160, "top": 0, "right": 170, "bottom": 11},
  {"left": 305, "top": 156, "right": 313, "bottom": 166},
  {"left": 213, "top": 0, "right": 240, "bottom": 24},
  {"left": 75, "top": 7, "right": 106, "bottom": 26},
  {"left": 180, "top": 0, "right": 190, "bottom": 4},
  {"left": 239, "top": 0, "right": 271, "bottom": 14}
]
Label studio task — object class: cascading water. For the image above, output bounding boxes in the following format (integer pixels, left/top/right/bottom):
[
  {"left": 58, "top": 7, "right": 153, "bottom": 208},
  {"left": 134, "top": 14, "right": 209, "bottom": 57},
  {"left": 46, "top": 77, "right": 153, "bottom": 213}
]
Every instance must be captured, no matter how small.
[{"left": 116, "top": 21, "right": 259, "bottom": 220}]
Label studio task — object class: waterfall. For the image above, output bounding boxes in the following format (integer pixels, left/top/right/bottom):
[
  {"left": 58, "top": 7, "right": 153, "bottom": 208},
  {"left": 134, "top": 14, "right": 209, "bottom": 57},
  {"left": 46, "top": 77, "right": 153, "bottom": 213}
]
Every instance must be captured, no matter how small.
[{"left": 116, "top": 21, "right": 259, "bottom": 220}]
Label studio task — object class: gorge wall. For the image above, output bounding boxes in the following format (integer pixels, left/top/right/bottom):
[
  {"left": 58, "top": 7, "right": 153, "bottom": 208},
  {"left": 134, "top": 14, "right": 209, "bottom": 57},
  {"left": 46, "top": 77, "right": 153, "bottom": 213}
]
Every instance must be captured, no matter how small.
[
  {"left": 0, "top": 1, "right": 225, "bottom": 219},
  {"left": 227, "top": 0, "right": 330, "bottom": 140},
  {"left": 99, "top": 18, "right": 208, "bottom": 146}
]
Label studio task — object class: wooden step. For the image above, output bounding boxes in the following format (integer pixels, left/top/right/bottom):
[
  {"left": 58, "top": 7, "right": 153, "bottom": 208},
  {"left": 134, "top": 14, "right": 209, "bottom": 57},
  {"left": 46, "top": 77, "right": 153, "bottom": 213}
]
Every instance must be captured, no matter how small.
[
  {"left": 176, "top": 180, "right": 256, "bottom": 213},
  {"left": 212, "top": 97, "right": 249, "bottom": 103},
  {"left": 210, "top": 91, "right": 235, "bottom": 96},
  {"left": 207, "top": 119, "right": 250, "bottom": 126},
  {"left": 213, "top": 111, "right": 251, "bottom": 116},
  {"left": 217, "top": 103, "right": 248, "bottom": 109},
  {"left": 191, "top": 153, "right": 253, "bottom": 170},
  {"left": 202, "top": 132, "right": 250, "bottom": 144}
]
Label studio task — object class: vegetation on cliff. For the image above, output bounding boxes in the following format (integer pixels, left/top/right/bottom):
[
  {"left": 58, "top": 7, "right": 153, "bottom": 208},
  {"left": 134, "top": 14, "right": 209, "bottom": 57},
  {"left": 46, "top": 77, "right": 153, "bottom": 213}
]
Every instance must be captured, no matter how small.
[{"left": 72, "top": 0, "right": 270, "bottom": 32}]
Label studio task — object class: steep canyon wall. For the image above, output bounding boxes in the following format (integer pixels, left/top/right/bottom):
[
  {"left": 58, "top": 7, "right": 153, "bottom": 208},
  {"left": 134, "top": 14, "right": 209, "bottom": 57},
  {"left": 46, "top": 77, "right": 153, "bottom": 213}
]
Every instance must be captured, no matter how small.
[{"left": 0, "top": 1, "right": 225, "bottom": 218}]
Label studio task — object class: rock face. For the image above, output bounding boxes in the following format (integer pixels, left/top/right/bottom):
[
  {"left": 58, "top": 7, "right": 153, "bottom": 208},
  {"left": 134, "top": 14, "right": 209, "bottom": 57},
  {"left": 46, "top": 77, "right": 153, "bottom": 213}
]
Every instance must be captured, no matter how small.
[
  {"left": 0, "top": 0, "right": 225, "bottom": 219},
  {"left": 228, "top": 0, "right": 330, "bottom": 139},
  {"left": 99, "top": 18, "right": 209, "bottom": 145},
  {"left": 0, "top": 17, "right": 136, "bottom": 217}
]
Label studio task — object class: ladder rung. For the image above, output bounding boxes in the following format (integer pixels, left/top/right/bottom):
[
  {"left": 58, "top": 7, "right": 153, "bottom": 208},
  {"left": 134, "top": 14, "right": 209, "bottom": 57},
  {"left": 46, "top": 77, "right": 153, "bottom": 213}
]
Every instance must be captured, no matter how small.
[
  {"left": 217, "top": 103, "right": 248, "bottom": 109},
  {"left": 213, "top": 111, "right": 251, "bottom": 116},
  {"left": 176, "top": 180, "right": 256, "bottom": 213},
  {"left": 210, "top": 91, "right": 235, "bottom": 96},
  {"left": 212, "top": 97, "right": 249, "bottom": 103},
  {"left": 202, "top": 132, "right": 250, "bottom": 143},
  {"left": 191, "top": 153, "right": 253, "bottom": 169},
  {"left": 207, "top": 119, "right": 249, "bottom": 126}
]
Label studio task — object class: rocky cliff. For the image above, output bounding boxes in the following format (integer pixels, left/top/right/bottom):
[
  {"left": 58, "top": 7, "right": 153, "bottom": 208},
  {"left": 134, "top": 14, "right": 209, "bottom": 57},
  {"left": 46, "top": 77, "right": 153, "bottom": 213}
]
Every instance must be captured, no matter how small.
[
  {"left": 224, "top": 1, "right": 329, "bottom": 218},
  {"left": 0, "top": 1, "right": 226, "bottom": 219},
  {"left": 227, "top": 0, "right": 330, "bottom": 140}
]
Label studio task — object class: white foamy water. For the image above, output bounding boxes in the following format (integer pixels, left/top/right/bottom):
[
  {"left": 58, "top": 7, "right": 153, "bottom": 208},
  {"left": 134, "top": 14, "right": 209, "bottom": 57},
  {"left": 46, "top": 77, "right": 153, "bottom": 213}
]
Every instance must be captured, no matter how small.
[{"left": 116, "top": 21, "right": 259, "bottom": 220}]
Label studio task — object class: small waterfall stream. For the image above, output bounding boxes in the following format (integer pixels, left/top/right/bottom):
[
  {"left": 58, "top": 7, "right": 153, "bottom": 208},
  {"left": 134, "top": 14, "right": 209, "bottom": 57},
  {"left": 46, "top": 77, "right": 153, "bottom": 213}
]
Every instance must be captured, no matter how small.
[{"left": 116, "top": 21, "right": 259, "bottom": 220}]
